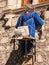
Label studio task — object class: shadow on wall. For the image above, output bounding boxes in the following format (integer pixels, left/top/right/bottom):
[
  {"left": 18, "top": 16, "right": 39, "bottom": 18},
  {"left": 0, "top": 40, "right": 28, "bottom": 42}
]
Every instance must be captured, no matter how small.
[
  {"left": 5, "top": 35, "right": 26, "bottom": 65},
  {"left": 5, "top": 50, "right": 19, "bottom": 65},
  {"left": 0, "top": 13, "right": 11, "bottom": 30},
  {"left": 5, "top": 49, "right": 26, "bottom": 65}
]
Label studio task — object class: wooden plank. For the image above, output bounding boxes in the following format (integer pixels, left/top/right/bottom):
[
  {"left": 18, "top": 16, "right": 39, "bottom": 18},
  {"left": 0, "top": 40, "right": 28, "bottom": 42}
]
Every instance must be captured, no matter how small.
[{"left": 23, "top": 36, "right": 38, "bottom": 40}]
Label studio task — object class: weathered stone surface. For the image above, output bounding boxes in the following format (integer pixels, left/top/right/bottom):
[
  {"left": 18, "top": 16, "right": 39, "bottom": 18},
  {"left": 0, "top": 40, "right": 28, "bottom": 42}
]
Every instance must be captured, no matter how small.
[
  {"left": 0, "top": 46, "right": 5, "bottom": 51},
  {"left": 0, "top": 21, "right": 4, "bottom": 27},
  {"left": 0, "top": 1, "right": 6, "bottom": 8},
  {"left": 0, "top": 10, "right": 49, "bottom": 65},
  {"left": 5, "top": 14, "right": 19, "bottom": 27},
  {"left": 37, "top": 54, "right": 43, "bottom": 62},
  {"left": 45, "top": 11, "right": 49, "bottom": 19},
  {"left": 11, "top": 17, "right": 19, "bottom": 26},
  {"left": 0, "top": 28, "right": 5, "bottom": 35},
  {"left": 7, "top": 0, "right": 17, "bottom": 9},
  {"left": 0, "top": 37, "right": 9, "bottom": 43},
  {"left": 44, "top": 46, "right": 49, "bottom": 51}
]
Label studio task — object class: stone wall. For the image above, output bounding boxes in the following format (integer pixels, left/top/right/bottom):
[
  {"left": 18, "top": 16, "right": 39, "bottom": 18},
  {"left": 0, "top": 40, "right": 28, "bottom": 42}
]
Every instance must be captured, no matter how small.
[
  {"left": 0, "top": 0, "right": 7, "bottom": 8},
  {"left": 0, "top": 10, "right": 49, "bottom": 65},
  {"left": 35, "top": 11, "right": 49, "bottom": 65},
  {"left": 0, "top": 14, "right": 19, "bottom": 65}
]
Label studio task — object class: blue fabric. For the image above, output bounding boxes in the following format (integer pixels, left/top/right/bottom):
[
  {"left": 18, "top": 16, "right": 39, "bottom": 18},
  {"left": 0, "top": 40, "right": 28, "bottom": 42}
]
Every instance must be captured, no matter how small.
[
  {"left": 16, "top": 11, "right": 43, "bottom": 52},
  {"left": 16, "top": 11, "right": 43, "bottom": 37},
  {"left": 24, "top": 18, "right": 35, "bottom": 37},
  {"left": 34, "top": 12, "right": 43, "bottom": 26},
  {"left": 19, "top": 40, "right": 33, "bottom": 53}
]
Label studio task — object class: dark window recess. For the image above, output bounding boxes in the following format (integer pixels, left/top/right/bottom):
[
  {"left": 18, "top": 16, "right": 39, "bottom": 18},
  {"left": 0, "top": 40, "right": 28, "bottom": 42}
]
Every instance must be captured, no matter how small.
[{"left": 29, "top": 0, "right": 33, "bottom": 4}]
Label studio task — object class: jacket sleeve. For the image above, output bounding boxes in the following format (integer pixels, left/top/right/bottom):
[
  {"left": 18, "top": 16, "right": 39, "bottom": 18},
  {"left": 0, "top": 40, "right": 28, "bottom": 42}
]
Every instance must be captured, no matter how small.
[
  {"left": 34, "top": 12, "right": 43, "bottom": 26},
  {"left": 16, "top": 15, "right": 22, "bottom": 28}
]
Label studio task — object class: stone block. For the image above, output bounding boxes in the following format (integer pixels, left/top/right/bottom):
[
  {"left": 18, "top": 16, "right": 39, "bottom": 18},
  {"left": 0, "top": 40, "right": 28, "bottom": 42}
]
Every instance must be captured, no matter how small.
[
  {"left": 0, "top": 1, "right": 6, "bottom": 7},
  {"left": 45, "top": 11, "right": 49, "bottom": 20},
  {"left": 7, "top": 0, "right": 17, "bottom": 9},
  {"left": 44, "top": 46, "right": 49, "bottom": 51},
  {"left": 0, "top": 28, "right": 5, "bottom": 35},
  {"left": 15, "top": 26, "right": 29, "bottom": 39},
  {"left": 5, "top": 46, "right": 13, "bottom": 51},
  {"left": 11, "top": 17, "right": 18, "bottom": 27},
  {"left": 0, "top": 37, "right": 9, "bottom": 43},
  {"left": 0, "top": 46, "right": 5, "bottom": 51},
  {"left": 37, "top": 54, "right": 43, "bottom": 62},
  {"left": 5, "top": 14, "right": 19, "bottom": 27}
]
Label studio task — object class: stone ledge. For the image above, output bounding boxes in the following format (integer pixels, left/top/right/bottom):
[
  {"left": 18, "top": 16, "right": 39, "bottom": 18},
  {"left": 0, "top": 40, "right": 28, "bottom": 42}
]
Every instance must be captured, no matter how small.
[{"left": 1, "top": 1, "right": 49, "bottom": 14}]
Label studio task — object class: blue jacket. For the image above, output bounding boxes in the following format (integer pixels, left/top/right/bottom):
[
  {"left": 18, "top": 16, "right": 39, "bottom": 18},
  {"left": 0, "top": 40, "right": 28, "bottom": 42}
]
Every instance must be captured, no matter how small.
[{"left": 16, "top": 11, "right": 43, "bottom": 37}]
